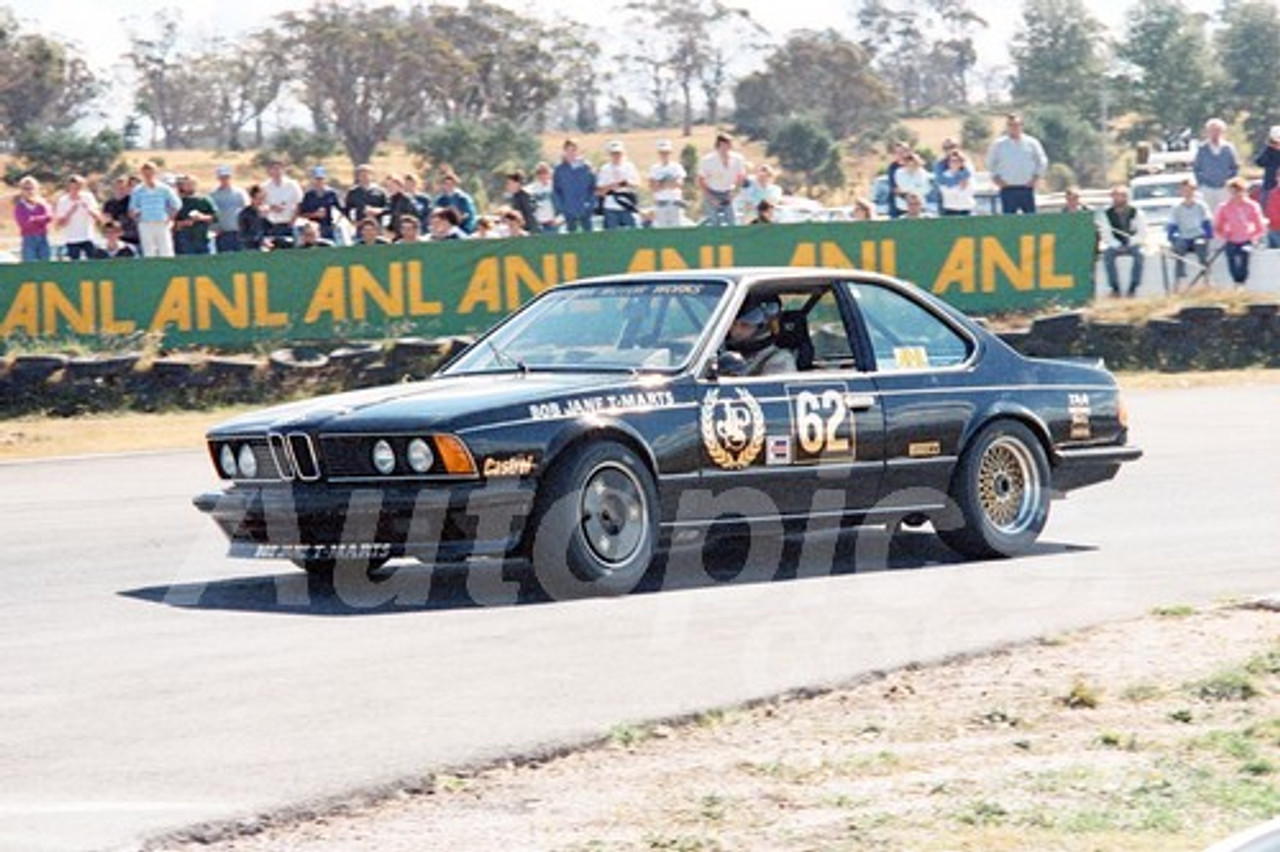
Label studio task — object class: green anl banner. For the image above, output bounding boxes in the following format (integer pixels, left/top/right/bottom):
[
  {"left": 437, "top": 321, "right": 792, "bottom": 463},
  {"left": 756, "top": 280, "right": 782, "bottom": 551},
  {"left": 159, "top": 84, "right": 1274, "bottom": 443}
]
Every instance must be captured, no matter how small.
[{"left": 0, "top": 214, "right": 1095, "bottom": 347}]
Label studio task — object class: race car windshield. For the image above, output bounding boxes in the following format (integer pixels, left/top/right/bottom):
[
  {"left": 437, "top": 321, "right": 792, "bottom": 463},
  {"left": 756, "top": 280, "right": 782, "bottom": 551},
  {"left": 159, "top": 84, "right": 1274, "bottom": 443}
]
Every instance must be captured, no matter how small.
[{"left": 444, "top": 281, "right": 727, "bottom": 374}]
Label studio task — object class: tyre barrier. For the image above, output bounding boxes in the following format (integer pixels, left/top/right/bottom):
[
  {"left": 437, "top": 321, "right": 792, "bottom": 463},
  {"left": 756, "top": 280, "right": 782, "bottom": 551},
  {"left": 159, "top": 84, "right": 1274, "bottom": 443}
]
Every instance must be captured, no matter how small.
[{"left": 0, "top": 337, "right": 474, "bottom": 417}]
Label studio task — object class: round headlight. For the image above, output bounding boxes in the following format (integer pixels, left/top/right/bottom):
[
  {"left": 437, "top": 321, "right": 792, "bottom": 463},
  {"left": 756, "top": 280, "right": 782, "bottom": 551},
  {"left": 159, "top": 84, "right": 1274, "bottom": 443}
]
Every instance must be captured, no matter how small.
[
  {"left": 406, "top": 438, "right": 434, "bottom": 473},
  {"left": 218, "top": 445, "right": 237, "bottom": 478},
  {"left": 371, "top": 439, "right": 396, "bottom": 475},
  {"left": 237, "top": 444, "right": 258, "bottom": 479}
]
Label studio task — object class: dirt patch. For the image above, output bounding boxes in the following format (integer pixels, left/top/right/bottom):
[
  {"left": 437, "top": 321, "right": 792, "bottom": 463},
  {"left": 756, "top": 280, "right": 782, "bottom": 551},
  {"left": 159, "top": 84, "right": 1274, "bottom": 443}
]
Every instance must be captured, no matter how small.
[{"left": 157, "top": 603, "right": 1279, "bottom": 852}]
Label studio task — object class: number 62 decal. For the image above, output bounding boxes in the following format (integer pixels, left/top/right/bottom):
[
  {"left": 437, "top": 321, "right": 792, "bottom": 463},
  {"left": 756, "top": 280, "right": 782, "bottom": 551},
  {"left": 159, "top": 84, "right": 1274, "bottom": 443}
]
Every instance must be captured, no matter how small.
[{"left": 791, "top": 385, "right": 857, "bottom": 461}]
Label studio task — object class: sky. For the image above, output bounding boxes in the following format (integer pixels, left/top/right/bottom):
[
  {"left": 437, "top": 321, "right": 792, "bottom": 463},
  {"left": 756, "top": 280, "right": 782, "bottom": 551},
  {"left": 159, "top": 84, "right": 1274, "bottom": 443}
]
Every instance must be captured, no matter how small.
[{"left": 7, "top": 0, "right": 1222, "bottom": 129}]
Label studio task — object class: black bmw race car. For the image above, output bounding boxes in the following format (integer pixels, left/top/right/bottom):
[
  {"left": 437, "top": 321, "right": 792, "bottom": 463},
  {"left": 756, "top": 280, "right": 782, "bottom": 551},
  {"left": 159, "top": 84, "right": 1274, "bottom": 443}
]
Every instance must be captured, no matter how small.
[{"left": 195, "top": 268, "right": 1141, "bottom": 596}]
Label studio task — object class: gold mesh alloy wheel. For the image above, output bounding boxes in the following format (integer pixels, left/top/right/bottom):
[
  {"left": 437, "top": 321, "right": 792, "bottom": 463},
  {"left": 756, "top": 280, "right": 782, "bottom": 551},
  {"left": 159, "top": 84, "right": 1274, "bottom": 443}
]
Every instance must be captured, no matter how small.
[{"left": 977, "top": 435, "right": 1041, "bottom": 535}]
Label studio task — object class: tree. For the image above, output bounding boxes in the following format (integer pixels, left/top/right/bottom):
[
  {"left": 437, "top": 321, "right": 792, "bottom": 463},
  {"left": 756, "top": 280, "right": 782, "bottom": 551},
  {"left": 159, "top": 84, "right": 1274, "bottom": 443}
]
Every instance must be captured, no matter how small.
[
  {"left": 624, "top": 0, "right": 766, "bottom": 136},
  {"left": 252, "top": 128, "right": 338, "bottom": 170},
  {"left": 4, "top": 128, "right": 124, "bottom": 185},
  {"left": 1114, "top": 0, "right": 1222, "bottom": 143},
  {"left": 1024, "top": 104, "right": 1104, "bottom": 187},
  {"left": 767, "top": 116, "right": 840, "bottom": 191},
  {"left": 203, "top": 32, "right": 289, "bottom": 150},
  {"left": 853, "top": 0, "right": 986, "bottom": 112},
  {"left": 426, "top": 1, "right": 563, "bottom": 129},
  {"left": 732, "top": 30, "right": 894, "bottom": 142},
  {"left": 127, "top": 15, "right": 219, "bottom": 148},
  {"left": 547, "top": 21, "right": 602, "bottom": 133},
  {"left": 0, "top": 16, "right": 99, "bottom": 137},
  {"left": 1216, "top": 0, "right": 1280, "bottom": 143},
  {"left": 960, "top": 111, "right": 993, "bottom": 153},
  {"left": 408, "top": 119, "right": 541, "bottom": 201},
  {"left": 1010, "top": 0, "right": 1106, "bottom": 120},
  {"left": 280, "top": 3, "right": 442, "bottom": 165}
]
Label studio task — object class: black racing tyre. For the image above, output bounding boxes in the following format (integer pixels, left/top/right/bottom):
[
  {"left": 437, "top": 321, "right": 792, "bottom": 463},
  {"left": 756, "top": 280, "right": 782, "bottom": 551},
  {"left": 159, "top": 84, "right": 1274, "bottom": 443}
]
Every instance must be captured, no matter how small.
[
  {"left": 529, "top": 441, "right": 659, "bottom": 599},
  {"left": 291, "top": 556, "right": 389, "bottom": 580},
  {"left": 937, "top": 420, "right": 1050, "bottom": 559}
]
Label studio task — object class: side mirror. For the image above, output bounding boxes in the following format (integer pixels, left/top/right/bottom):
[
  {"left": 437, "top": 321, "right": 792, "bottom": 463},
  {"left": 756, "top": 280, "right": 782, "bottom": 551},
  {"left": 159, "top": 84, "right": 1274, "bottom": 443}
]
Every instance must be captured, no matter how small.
[{"left": 712, "top": 351, "right": 748, "bottom": 378}]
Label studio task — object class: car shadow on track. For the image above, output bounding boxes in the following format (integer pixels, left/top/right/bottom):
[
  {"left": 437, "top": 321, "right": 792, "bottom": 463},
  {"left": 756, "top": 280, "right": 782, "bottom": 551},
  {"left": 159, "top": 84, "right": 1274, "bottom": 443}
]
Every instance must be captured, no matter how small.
[{"left": 119, "top": 529, "right": 1094, "bottom": 617}]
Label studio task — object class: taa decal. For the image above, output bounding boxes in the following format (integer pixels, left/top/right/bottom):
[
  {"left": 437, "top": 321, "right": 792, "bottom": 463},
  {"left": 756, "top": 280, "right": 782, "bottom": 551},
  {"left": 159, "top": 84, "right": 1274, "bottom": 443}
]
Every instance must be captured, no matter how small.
[
  {"left": 790, "top": 385, "right": 857, "bottom": 462},
  {"left": 1068, "top": 392, "right": 1092, "bottom": 440},
  {"left": 701, "top": 387, "right": 765, "bottom": 470}
]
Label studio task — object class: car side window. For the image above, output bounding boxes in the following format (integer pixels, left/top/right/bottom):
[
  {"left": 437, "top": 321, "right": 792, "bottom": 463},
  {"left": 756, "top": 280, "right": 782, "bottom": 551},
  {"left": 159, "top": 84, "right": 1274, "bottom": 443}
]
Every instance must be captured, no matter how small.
[
  {"left": 846, "top": 283, "right": 972, "bottom": 371},
  {"left": 799, "top": 288, "right": 854, "bottom": 369}
]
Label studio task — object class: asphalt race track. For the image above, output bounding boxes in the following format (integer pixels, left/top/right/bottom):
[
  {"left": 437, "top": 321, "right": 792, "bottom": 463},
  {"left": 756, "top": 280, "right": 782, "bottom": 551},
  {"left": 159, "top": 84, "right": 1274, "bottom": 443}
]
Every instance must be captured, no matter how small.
[{"left": 0, "top": 384, "right": 1277, "bottom": 852}]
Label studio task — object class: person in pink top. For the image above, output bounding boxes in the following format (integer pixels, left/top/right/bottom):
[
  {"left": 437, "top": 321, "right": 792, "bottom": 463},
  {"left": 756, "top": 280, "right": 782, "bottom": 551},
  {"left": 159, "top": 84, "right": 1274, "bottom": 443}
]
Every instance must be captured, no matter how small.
[
  {"left": 1213, "top": 176, "right": 1267, "bottom": 287},
  {"left": 13, "top": 175, "right": 52, "bottom": 262}
]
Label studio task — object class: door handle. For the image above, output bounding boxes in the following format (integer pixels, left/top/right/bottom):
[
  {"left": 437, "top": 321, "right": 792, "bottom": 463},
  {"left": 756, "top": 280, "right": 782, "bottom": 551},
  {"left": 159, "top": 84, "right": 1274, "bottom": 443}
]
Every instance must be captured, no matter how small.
[{"left": 845, "top": 394, "right": 876, "bottom": 411}]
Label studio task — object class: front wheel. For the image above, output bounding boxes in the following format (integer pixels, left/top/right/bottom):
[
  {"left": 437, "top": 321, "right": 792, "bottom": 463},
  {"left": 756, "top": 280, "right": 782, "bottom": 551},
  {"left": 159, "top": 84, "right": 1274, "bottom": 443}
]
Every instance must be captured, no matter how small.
[
  {"left": 529, "top": 441, "right": 658, "bottom": 598},
  {"left": 937, "top": 420, "right": 1050, "bottom": 559}
]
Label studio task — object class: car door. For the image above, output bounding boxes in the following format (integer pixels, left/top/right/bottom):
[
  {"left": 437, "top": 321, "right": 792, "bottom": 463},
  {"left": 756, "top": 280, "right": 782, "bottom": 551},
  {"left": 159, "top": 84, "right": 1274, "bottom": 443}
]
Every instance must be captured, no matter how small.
[
  {"left": 693, "top": 285, "right": 885, "bottom": 521},
  {"left": 841, "top": 280, "right": 979, "bottom": 513}
]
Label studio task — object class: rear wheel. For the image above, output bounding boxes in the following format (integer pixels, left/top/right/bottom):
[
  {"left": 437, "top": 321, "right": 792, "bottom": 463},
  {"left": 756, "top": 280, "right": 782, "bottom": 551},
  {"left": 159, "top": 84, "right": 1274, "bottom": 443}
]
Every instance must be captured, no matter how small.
[
  {"left": 529, "top": 441, "right": 658, "bottom": 598},
  {"left": 937, "top": 420, "right": 1049, "bottom": 559}
]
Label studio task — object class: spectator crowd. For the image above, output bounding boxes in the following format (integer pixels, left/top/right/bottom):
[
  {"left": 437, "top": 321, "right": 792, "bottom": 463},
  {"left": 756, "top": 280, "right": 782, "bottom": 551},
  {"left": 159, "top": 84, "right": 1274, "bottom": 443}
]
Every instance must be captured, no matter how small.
[{"left": 9, "top": 116, "right": 1276, "bottom": 289}]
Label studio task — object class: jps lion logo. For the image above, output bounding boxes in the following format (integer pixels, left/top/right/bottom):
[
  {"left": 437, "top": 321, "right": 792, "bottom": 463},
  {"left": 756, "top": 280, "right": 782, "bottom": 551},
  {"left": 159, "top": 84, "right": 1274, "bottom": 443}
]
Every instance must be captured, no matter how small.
[{"left": 701, "top": 388, "right": 765, "bottom": 470}]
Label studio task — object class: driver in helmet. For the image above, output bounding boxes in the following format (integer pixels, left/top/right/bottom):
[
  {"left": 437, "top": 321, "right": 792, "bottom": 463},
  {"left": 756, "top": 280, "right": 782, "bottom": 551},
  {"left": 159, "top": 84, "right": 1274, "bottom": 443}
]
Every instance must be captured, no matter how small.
[{"left": 724, "top": 299, "right": 796, "bottom": 376}]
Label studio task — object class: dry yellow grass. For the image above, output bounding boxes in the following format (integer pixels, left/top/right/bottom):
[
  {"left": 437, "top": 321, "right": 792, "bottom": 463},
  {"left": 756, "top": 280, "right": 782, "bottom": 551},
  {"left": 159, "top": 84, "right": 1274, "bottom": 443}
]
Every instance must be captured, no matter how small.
[{"left": 0, "top": 407, "right": 246, "bottom": 461}]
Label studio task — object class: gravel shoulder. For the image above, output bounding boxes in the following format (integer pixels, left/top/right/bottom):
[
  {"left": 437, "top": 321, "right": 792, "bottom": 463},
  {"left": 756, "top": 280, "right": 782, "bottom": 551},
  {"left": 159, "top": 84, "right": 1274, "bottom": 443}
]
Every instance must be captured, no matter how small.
[{"left": 156, "top": 602, "right": 1279, "bottom": 852}]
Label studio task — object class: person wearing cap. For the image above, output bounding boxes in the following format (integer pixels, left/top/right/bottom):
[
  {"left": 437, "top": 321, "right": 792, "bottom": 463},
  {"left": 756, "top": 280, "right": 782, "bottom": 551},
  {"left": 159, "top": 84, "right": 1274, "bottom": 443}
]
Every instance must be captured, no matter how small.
[
  {"left": 649, "top": 139, "right": 687, "bottom": 228},
  {"left": 698, "top": 132, "right": 747, "bottom": 226},
  {"left": 52, "top": 174, "right": 102, "bottom": 260},
  {"left": 128, "top": 161, "right": 181, "bottom": 257},
  {"left": 173, "top": 174, "right": 217, "bottom": 255},
  {"left": 344, "top": 164, "right": 388, "bottom": 228},
  {"left": 434, "top": 171, "right": 477, "bottom": 234},
  {"left": 1192, "top": 118, "right": 1239, "bottom": 215},
  {"left": 299, "top": 165, "right": 340, "bottom": 243},
  {"left": 552, "top": 138, "right": 596, "bottom": 233},
  {"left": 595, "top": 140, "right": 640, "bottom": 229},
  {"left": 1254, "top": 125, "right": 1280, "bottom": 216},
  {"left": 724, "top": 300, "right": 795, "bottom": 376},
  {"left": 210, "top": 166, "right": 248, "bottom": 253},
  {"left": 262, "top": 160, "right": 302, "bottom": 244}
]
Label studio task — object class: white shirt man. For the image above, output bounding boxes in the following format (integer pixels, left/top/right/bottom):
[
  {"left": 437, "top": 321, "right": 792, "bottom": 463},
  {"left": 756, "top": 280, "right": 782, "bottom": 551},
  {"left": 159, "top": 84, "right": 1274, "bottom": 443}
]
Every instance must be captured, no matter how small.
[
  {"left": 262, "top": 161, "right": 303, "bottom": 238},
  {"left": 53, "top": 175, "right": 102, "bottom": 259},
  {"left": 698, "top": 133, "right": 747, "bottom": 226},
  {"left": 649, "top": 140, "right": 687, "bottom": 228},
  {"left": 595, "top": 140, "right": 641, "bottom": 229}
]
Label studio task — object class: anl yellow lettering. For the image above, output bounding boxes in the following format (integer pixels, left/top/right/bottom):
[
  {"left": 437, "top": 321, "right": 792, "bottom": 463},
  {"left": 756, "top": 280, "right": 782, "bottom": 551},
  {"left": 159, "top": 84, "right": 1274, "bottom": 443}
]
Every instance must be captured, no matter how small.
[
  {"left": 194, "top": 275, "right": 248, "bottom": 330},
  {"left": 504, "top": 255, "right": 559, "bottom": 309},
  {"left": 407, "top": 261, "right": 442, "bottom": 316},
  {"left": 351, "top": 264, "right": 405, "bottom": 320},
  {"left": 305, "top": 267, "right": 348, "bottom": 323},
  {"left": 932, "top": 238, "right": 977, "bottom": 294},
  {"left": 249, "top": 272, "right": 287, "bottom": 327},
  {"left": 40, "top": 281, "right": 94, "bottom": 335},
  {"left": 0, "top": 282, "right": 38, "bottom": 336},
  {"left": 150, "top": 277, "right": 193, "bottom": 331},
  {"left": 98, "top": 281, "right": 136, "bottom": 335},
  {"left": 981, "top": 235, "right": 1035, "bottom": 292},
  {"left": 1037, "top": 234, "right": 1073, "bottom": 289},
  {"left": 458, "top": 258, "right": 501, "bottom": 313}
]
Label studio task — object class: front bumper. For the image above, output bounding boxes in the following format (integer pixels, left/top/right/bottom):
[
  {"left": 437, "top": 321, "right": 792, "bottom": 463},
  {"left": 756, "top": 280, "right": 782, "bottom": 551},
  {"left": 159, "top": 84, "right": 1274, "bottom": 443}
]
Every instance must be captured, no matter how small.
[
  {"left": 1052, "top": 444, "right": 1143, "bottom": 493},
  {"left": 193, "top": 479, "right": 537, "bottom": 562}
]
